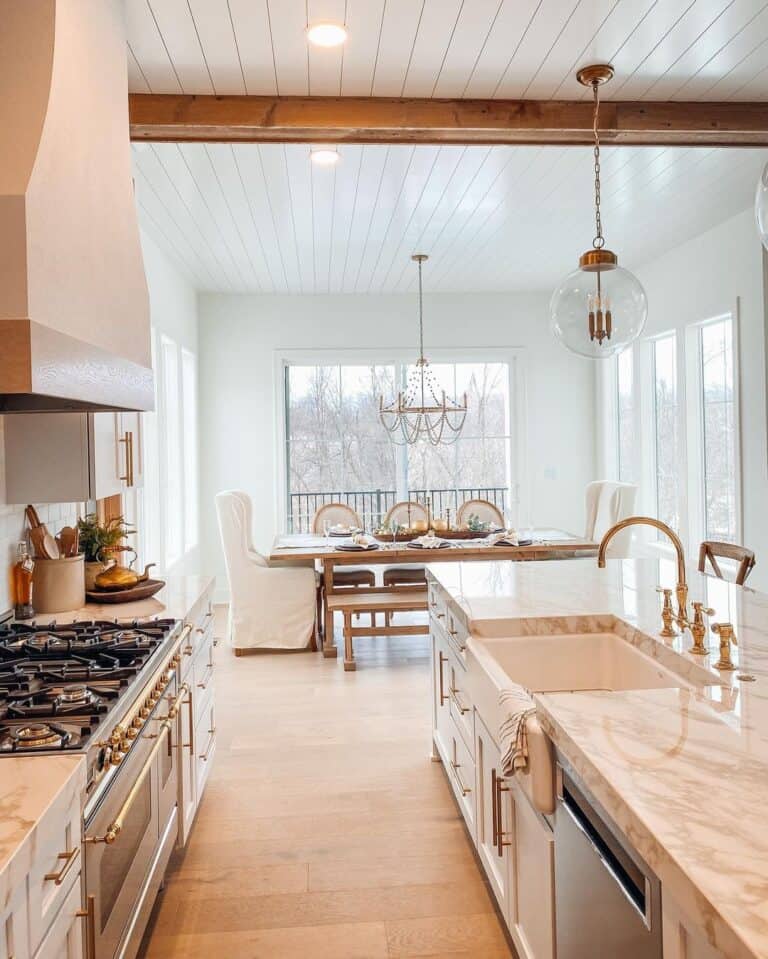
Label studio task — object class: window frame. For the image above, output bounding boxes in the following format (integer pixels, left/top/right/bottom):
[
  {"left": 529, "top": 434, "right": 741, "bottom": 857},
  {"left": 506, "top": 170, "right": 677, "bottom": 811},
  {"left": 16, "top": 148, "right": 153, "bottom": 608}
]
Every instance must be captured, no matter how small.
[
  {"left": 274, "top": 347, "right": 528, "bottom": 535},
  {"left": 685, "top": 311, "right": 742, "bottom": 549}
]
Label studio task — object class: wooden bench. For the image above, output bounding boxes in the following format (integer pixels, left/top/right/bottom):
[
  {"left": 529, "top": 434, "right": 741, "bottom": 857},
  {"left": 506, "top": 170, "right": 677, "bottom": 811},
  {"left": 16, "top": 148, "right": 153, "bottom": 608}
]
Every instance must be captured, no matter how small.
[{"left": 325, "top": 589, "right": 429, "bottom": 671}]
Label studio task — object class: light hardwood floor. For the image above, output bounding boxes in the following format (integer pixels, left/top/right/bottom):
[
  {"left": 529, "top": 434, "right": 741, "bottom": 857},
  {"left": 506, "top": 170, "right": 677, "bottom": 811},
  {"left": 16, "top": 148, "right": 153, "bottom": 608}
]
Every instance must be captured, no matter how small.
[{"left": 139, "top": 613, "right": 515, "bottom": 958}]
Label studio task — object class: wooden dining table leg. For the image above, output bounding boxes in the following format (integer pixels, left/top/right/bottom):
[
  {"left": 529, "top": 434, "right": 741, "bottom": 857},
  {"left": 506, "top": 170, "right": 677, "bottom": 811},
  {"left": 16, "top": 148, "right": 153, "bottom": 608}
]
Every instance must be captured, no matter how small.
[
  {"left": 343, "top": 610, "right": 355, "bottom": 672},
  {"left": 322, "top": 557, "right": 338, "bottom": 658}
]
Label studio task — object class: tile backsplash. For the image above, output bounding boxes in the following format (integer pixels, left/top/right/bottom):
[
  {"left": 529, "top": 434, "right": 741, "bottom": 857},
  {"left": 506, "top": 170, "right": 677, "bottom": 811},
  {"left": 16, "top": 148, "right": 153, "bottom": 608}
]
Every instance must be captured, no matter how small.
[{"left": 0, "top": 418, "right": 83, "bottom": 615}]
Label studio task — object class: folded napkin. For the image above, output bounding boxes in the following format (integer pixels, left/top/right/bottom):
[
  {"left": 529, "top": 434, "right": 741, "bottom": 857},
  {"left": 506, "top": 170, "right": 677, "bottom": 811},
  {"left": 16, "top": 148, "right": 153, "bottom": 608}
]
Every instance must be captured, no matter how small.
[
  {"left": 352, "top": 533, "right": 373, "bottom": 547},
  {"left": 487, "top": 528, "right": 519, "bottom": 547},
  {"left": 499, "top": 684, "right": 536, "bottom": 777},
  {"left": 413, "top": 534, "right": 446, "bottom": 549}
]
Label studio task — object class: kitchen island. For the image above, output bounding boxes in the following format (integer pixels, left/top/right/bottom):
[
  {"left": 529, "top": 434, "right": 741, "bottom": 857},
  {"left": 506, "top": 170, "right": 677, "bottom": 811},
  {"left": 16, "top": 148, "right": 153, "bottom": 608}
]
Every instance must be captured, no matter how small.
[{"left": 426, "top": 558, "right": 768, "bottom": 959}]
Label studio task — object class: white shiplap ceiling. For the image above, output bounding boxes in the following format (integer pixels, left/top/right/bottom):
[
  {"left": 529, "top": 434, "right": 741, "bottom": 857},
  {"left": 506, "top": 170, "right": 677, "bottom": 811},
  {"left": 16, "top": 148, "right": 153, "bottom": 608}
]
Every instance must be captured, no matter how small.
[
  {"left": 126, "top": 0, "right": 768, "bottom": 100},
  {"left": 134, "top": 142, "right": 768, "bottom": 292},
  {"left": 127, "top": 1, "right": 768, "bottom": 292}
]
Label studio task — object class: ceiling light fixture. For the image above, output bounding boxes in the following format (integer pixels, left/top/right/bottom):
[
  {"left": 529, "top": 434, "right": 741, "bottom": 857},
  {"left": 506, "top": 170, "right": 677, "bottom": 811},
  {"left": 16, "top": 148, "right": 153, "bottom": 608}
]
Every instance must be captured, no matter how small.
[
  {"left": 306, "top": 22, "right": 348, "bottom": 47},
  {"left": 379, "top": 255, "right": 468, "bottom": 446},
  {"left": 550, "top": 65, "right": 647, "bottom": 359},
  {"left": 310, "top": 147, "right": 340, "bottom": 167}
]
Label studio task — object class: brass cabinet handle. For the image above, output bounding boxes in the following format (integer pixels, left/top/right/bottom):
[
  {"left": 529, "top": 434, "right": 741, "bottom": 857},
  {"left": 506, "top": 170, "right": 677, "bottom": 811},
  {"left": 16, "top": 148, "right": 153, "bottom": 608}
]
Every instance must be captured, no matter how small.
[
  {"left": 450, "top": 759, "right": 471, "bottom": 797},
  {"left": 437, "top": 651, "right": 448, "bottom": 706},
  {"left": 197, "top": 665, "right": 214, "bottom": 690},
  {"left": 44, "top": 845, "right": 80, "bottom": 885},
  {"left": 199, "top": 726, "right": 216, "bottom": 761},
  {"left": 77, "top": 894, "right": 96, "bottom": 959},
  {"left": 156, "top": 682, "right": 189, "bottom": 721},
  {"left": 492, "top": 769, "right": 511, "bottom": 856},
  {"left": 87, "top": 724, "right": 170, "bottom": 844},
  {"left": 182, "top": 694, "right": 195, "bottom": 752},
  {"left": 119, "top": 431, "right": 134, "bottom": 487},
  {"left": 449, "top": 685, "right": 469, "bottom": 715}
]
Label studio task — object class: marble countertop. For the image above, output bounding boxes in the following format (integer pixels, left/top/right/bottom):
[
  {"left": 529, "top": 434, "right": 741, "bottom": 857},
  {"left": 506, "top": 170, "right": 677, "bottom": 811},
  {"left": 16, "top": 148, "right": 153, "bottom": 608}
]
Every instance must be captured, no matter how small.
[
  {"left": 427, "top": 557, "right": 768, "bottom": 959},
  {"left": 37, "top": 573, "right": 215, "bottom": 624},
  {"left": 0, "top": 756, "right": 85, "bottom": 910}
]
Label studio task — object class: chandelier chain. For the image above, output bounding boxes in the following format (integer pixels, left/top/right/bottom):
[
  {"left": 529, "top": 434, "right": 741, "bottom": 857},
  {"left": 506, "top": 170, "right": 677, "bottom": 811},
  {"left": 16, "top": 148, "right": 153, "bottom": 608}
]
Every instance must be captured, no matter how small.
[{"left": 592, "top": 79, "right": 604, "bottom": 250}]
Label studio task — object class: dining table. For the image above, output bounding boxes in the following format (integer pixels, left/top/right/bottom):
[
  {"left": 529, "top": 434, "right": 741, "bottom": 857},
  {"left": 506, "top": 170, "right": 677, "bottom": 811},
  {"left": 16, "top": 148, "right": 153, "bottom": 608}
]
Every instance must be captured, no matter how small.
[{"left": 269, "top": 529, "right": 598, "bottom": 653}]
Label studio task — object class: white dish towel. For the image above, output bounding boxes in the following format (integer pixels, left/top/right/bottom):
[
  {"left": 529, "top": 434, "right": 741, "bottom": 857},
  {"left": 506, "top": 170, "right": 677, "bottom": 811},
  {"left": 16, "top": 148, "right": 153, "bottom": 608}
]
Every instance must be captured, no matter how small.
[{"left": 499, "top": 684, "right": 537, "bottom": 777}]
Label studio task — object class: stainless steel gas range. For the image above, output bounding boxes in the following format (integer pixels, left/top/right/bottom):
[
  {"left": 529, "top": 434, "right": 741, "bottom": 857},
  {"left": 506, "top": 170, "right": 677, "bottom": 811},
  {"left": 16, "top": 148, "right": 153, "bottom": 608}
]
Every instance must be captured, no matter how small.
[{"left": 0, "top": 614, "right": 192, "bottom": 959}]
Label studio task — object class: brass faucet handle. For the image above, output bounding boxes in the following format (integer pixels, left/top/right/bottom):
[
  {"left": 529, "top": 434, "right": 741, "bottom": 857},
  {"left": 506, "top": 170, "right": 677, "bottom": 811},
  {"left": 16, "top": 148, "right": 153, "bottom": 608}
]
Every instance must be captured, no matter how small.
[
  {"left": 689, "top": 602, "right": 715, "bottom": 655},
  {"left": 656, "top": 587, "right": 677, "bottom": 638},
  {"left": 712, "top": 623, "right": 738, "bottom": 670}
]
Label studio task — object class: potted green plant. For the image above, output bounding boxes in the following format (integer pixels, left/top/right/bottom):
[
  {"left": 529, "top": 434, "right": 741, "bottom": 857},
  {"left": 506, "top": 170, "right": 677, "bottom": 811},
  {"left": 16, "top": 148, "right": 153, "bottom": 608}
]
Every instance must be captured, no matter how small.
[{"left": 77, "top": 514, "right": 136, "bottom": 590}]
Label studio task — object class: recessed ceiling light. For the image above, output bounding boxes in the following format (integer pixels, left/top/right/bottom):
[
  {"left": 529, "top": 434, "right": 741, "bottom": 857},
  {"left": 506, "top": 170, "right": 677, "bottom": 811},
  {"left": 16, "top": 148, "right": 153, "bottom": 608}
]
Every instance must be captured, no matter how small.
[
  {"left": 311, "top": 148, "right": 341, "bottom": 167},
  {"left": 306, "top": 22, "right": 347, "bottom": 47}
]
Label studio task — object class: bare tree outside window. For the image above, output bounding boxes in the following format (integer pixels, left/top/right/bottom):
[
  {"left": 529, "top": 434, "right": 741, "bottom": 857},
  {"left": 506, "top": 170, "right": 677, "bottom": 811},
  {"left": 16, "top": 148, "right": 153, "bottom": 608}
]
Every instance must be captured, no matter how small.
[
  {"left": 653, "top": 335, "right": 679, "bottom": 535},
  {"left": 285, "top": 361, "right": 514, "bottom": 530},
  {"left": 700, "top": 318, "right": 737, "bottom": 542}
]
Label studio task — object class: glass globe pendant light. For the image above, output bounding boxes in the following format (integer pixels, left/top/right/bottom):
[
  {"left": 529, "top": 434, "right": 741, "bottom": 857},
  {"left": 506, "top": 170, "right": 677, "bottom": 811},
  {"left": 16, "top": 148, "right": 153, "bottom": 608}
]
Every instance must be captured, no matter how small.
[
  {"left": 550, "top": 65, "right": 647, "bottom": 359},
  {"left": 755, "top": 161, "right": 768, "bottom": 249}
]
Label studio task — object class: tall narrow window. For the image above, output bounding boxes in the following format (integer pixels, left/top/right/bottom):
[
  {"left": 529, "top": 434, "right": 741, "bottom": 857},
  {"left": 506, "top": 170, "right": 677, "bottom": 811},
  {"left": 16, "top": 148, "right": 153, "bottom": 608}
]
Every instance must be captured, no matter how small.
[
  {"left": 616, "top": 348, "right": 634, "bottom": 482},
  {"left": 181, "top": 348, "right": 199, "bottom": 551},
  {"left": 161, "top": 336, "right": 182, "bottom": 567},
  {"left": 700, "top": 317, "right": 737, "bottom": 541},
  {"left": 653, "top": 335, "right": 678, "bottom": 532}
]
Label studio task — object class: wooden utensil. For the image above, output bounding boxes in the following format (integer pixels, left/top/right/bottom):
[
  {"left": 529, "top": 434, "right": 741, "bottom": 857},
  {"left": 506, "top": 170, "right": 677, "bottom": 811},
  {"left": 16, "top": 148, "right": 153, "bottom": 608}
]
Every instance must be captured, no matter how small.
[
  {"left": 25, "top": 504, "right": 42, "bottom": 529},
  {"left": 58, "top": 526, "right": 78, "bottom": 557},
  {"left": 29, "top": 524, "right": 51, "bottom": 559}
]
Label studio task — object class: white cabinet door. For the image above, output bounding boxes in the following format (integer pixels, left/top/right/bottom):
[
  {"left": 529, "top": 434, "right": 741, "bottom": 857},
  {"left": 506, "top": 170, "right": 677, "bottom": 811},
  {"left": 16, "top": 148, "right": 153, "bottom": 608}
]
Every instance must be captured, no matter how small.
[
  {"left": 475, "top": 713, "right": 513, "bottom": 917},
  {"left": 195, "top": 698, "right": 216, "bottom": 797},
  {"left": 32, "top": 880, "right": 84, "bottom": 959},
  {"left": 177, "top": 680, "right": 197, "bottom": 848},
  {"left": 663, "top": 895, "right": 727, "bottom": 959},
  {"left": 1, "top": 882, "right": 30, "bottom": 959},
  {"left": 431, "top": 629, "right": 452, "bottom": 763},
  {"left": 91, "top": 412, "right": 124, "bottom": 500},
  {"left": 509, "top": 780, "right": 556, "bottom": 959}
]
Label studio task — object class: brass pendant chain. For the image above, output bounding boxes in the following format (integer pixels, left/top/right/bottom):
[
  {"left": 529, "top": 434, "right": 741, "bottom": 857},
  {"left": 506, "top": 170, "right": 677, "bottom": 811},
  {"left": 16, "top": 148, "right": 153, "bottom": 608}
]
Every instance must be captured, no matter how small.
[{"left": 592, "top": 79, "right": 604, "bottom": 251}]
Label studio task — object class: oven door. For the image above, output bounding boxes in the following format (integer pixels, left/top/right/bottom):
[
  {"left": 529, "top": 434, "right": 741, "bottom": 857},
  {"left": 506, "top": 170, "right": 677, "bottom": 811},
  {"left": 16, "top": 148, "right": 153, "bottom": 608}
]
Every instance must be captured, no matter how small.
[{"left": 84, "top": 684, "right": 179, "bottom": 959}]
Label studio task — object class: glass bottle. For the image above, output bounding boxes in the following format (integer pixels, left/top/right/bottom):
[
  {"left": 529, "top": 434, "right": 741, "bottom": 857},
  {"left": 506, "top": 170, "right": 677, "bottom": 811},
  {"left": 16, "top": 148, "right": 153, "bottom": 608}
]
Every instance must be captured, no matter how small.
[{"left": 13, "top": 541, "right": 35, "bottom": 620}]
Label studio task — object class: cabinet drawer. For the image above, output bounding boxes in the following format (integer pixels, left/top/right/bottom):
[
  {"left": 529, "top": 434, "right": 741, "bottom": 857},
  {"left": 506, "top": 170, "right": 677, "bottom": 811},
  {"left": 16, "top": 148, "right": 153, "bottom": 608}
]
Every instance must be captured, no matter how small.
[
  {"left": 192, "top": 631, "right": 215, "bottom": 725},
  {"left": 33, "top": 878, "right": 84, "bottom": 959},
  {"left": 447, "top": 653, "right": 473, "bottom": 757},
  {"left": 427, "top": 582, "right": 446, "bottom": 620},
  {"left": 194, "top": 699, "right": 216, "bottom": 799},
  {"left": 447, "top": 724, "right": 476, "bottom": 843},
  {"left": 27, "top": 773, "right": 83, "bottom": 954}
]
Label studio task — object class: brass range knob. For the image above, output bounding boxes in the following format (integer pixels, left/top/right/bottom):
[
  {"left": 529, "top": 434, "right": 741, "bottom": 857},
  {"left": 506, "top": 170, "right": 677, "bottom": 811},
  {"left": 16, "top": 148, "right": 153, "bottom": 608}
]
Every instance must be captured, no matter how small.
[{"left": 110, "top": 750, "right": 124, "bottom": 766}]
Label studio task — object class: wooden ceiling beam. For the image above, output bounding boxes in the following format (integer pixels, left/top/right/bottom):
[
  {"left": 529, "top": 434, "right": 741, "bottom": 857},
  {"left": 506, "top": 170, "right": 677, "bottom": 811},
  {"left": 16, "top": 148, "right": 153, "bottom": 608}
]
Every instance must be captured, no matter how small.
[{"left": 129, "top": 94, "right": 768, "bottom": 147}]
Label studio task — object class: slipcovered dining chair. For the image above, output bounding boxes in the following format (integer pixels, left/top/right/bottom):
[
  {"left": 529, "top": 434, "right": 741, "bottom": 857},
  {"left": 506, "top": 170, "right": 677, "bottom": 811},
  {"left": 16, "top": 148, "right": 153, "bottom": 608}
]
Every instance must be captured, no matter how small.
[
  {"left": 216, "top": 491, "right": 317, "bottom": 653},
  {"left": 382, "top": 501, "right": 429, "bottom": 590},
  {"left": 584, "top": 480, "right": 637, "bottom": 555},
  {"left": 457, "top": 498, "right": 504, "bottom": 529}
]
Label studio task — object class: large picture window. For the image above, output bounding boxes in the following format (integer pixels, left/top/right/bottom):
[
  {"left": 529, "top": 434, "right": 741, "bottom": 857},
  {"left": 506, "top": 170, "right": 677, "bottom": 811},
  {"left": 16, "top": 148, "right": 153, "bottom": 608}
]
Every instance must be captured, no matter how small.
[
  {"left": 285, "top": 359, "right": 517, "bottom": 531},
  {"left": 699, "top": 316, "right": 737, "bottom": 542},
  {"left": 653, "top": 334, "right": 679, "bottom": 534}
]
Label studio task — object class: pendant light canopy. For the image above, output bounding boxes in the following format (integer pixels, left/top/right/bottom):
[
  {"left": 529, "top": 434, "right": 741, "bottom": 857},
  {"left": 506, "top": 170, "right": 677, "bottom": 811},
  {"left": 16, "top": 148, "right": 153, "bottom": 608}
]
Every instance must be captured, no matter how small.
[
  {"left": 550, "top": 65, "right": 647, "bottom": 359},
  {"left": 379, "top": 255, "right": 468, "bottom": 446},
  {"left": 756, "top": 161, "right": 768, "bottom": 249}
]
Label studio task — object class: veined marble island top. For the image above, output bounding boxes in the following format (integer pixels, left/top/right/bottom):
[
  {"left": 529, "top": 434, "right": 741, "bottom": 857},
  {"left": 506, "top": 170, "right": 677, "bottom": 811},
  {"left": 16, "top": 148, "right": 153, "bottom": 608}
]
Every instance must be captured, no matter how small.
[{"left": 427, "top": 558, "right": 768, "bottom": 959}]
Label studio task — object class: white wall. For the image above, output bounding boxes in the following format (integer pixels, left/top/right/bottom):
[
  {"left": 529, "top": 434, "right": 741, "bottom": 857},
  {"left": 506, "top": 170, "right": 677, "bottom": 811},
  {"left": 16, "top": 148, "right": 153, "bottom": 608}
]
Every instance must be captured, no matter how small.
[
  {"left": 598, "top": 207, "right": 768, "bottom": 591},
  {"left": 198, "top": 292, "right": 597, "bottom": 593},
  {"left": 139, "top": 229, "right": 201, "bottom": 577}
]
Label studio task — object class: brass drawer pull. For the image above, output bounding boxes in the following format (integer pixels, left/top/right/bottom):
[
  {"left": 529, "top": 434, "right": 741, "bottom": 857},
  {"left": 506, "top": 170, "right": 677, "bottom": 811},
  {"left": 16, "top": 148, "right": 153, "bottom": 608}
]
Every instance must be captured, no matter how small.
[
  {"left": 156, "top": 682, "right": 189, "bottom": 721},
  {"left": 199, "top": 726, "right": 216, "bottom": 762},
  {"left": 119, "top": 431, "right": 134, "bottom": 487},
  {"left": 450, "top": 686, "right": 469, "bottom": 715},
  {"left": 438, "top": 651, "right": 448, "bottom": 706},
  {"left": 44, "top": 845, "right": 80, "bottom": 885},
  {"left": 197, "top": 665, "right": 214, "bottom": 690},
  {"left": 450, "top": 759, "right": 471, "bottom": 797},
  {"left": 77, "top": 894, "right": 96, "bottom": 959},
  {"left": 492, "top": 768, "right": 511, "bottom": 856}
]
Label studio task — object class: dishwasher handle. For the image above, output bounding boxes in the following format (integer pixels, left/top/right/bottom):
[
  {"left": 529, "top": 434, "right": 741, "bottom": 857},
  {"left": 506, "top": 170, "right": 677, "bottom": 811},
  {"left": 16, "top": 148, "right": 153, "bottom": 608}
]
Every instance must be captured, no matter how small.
[{"left": 558, "top": 775, "right": 652, "bottom": 930}]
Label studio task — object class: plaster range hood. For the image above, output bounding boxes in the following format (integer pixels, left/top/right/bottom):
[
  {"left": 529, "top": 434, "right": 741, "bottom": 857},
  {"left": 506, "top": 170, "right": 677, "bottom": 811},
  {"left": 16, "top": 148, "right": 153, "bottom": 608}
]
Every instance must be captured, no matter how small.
[{"left": 0, "top": 0, "right": 154, "bottom": 413}]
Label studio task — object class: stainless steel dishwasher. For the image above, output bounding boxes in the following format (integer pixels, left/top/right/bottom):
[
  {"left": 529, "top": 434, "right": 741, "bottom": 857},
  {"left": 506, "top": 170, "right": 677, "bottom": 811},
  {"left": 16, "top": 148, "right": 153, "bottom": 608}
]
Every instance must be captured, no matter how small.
[{"left": 554, "top": 763, "right": 663, "bottom": 959}]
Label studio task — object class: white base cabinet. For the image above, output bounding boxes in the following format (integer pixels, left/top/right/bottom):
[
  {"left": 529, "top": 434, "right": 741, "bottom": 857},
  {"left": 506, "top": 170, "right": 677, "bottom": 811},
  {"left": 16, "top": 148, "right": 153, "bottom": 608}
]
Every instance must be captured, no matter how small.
[{"left": 176, "top": 590, "right": 216, "bottom": 848}]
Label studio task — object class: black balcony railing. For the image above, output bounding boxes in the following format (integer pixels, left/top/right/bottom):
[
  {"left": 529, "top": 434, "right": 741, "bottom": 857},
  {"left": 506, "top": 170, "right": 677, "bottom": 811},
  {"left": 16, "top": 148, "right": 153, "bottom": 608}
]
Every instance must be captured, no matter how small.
[{"left": 288, "top": 487, "right": 508, "bottom": 533}]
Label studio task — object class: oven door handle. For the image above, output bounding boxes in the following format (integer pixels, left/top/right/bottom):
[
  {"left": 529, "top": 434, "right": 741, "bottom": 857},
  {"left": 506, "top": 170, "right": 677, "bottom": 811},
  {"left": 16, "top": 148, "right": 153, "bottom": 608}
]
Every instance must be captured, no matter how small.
[{"left": 86, "top": 722, "right": 171, "bottom": 845}]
